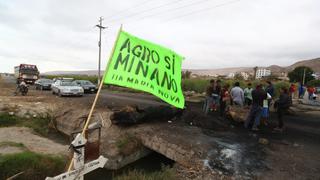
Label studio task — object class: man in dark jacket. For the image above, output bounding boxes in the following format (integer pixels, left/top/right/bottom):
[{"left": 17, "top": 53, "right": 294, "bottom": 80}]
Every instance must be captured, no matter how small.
[
  {"left": 244, "top": 84, "right": 267, "bottom": 131},
  {"left": 274, "top": 87, "right": 291, "bottom": 131},
  {"left": 265, "top": 81, "right": 274, "bottom": 97}
]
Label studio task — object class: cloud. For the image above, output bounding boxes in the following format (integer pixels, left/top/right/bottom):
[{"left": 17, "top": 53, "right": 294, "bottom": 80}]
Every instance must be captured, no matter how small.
[{"left": 0, "top": 0, "right": 320, "bottom": 73}]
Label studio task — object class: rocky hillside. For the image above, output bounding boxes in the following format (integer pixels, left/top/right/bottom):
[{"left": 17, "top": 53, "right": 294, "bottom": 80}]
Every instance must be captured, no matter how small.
[
  {"left": 187, "top": 58, "right": 320, "bottom": 76},
  {"left": 285, "top": 58, "right": 320, "bottom": 72}
]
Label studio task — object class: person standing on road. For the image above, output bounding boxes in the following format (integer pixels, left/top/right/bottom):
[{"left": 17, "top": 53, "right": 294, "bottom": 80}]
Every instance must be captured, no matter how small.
[
  {"left": 274, "top": 87, "right": 291, "bottom": 131},
  {"left": 244, "top": 83, "right": 253, "bottom": 106},
  {"left": 265, "top": 81, "right": 274, "bottom": 98},
  {"left": 230, "top": 82, "right": 244, "bottom": 106},
  {"left": 211, "top": 79, "right": 222, "bottom": 111},
  {"left": 307, "top": 85, "right": 315, "bottom": 100},
  {"left": 220, "top": 84, "right": 230, "bottom": 117},
  {"left": 203, "top": 79, "right": 215, "bottom": 114},
  {"left": 298, "top": 82, "right": 305, "bottom": 99},
  {"left": 265, "top": 81, "right": 274, "bottom": 114},
  {"left": 244, "top": 84, "right": 267, "bottom": 131},
  {"left": 289, "top": 83, "right": 296, "bottom": 99}
]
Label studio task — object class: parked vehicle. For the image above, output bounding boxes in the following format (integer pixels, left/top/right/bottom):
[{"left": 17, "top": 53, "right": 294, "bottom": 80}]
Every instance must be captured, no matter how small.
[
  {"left": 53, "top": 77, "right": 74, "bottom": 82},
  {"left": 35, "top": 79, "right": 54, "bottom": 90},
  {"left": 74, "top": 80, "right": 97, "bottom": 93},
  {"left": 51, "top": 80, "right": 84, "bottom": 97},
  {"left": 14, "top": 64, "right": 39, "bottom": 84}
]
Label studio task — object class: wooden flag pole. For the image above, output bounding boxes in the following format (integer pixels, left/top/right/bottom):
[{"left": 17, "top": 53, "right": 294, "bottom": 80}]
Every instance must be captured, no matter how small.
[{"left": 67, "top": 25, "right": 123, "bottom": 171}]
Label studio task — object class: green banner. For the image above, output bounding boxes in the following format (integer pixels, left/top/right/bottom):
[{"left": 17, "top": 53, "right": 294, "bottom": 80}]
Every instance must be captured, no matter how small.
[{"left": 103, "top": 30, "right": 185, "bottom": 109}]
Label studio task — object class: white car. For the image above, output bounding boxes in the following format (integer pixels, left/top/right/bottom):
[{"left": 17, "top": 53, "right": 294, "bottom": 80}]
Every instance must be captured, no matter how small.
[{"left": 51, "top": 80, "right": 84, "bottom": 97}]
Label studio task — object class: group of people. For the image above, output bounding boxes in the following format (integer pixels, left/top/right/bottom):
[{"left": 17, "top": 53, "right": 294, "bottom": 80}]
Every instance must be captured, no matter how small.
[
  {"left": 203, "top": 80, "right": 292, "bottom": 132},
  {"left": 291, "top": 82, "right": 318, "bottom": 100}
]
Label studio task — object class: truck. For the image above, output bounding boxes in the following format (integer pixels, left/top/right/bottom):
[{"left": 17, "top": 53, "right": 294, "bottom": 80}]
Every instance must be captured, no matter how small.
[{"left": 14, "top": 64, "right": 40, "bottom": 84}]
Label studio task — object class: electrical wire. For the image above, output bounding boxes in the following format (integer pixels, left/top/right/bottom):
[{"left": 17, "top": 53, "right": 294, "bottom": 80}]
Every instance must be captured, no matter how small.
[
  {"left": 164, "top": 0, "right": 241, "bottom": 22},
  {"left": 106, "top": 0, "right": 188, "bottom": 22},
  {"left": 128, "top": 0, "right": 215, "bottom": 22},
  {"left": 104, "top": 0, "right": 157, "bottom": 20},
  {"left": 108, "top": 0, "right": 242, "bottom": 27}
]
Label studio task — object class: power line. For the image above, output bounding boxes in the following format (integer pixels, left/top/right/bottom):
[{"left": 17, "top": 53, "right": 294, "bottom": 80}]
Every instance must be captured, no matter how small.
[
  {"left": 109, "top": 0, "right": 242, "bottom": 27},
  {"left": 104, "top": 0, "right": 157, "bottom": 19},
  {"left": 106, "top": 0, "right": 187, "bottom": 23},
  {"left": 164, "top": 0, "right": 242, "bottom": 22},
  {"left": 120, "top": 0, "right": 242, "bottom": 30},
  {"left": 128, "top": 0, "right": 215, "bottom": 23}
]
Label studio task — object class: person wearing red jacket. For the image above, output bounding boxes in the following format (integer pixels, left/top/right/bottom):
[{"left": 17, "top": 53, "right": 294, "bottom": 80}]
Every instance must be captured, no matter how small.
[
  {"left": 307, "top": 86, "right": 315, "bottom": 100},
  {"left": 289, "top": 84, "right": 296, "bottom": 99}
]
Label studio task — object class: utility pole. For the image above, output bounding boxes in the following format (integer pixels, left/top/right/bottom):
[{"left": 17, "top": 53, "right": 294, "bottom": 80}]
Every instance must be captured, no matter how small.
[
  {"left": 302, "top": 68, "right": 306, "bottom": 85},
  {"left": 96, "top": 17, "right": 107, "bottom": 85},
  {"left": 253, "top": 66, "right": 258, "bottom": 80}
]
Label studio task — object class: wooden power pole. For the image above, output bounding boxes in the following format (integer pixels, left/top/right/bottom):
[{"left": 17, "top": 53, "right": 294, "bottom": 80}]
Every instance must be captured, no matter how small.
[{"left": 96, "top": 17, "right": 107, "bottom": 85}]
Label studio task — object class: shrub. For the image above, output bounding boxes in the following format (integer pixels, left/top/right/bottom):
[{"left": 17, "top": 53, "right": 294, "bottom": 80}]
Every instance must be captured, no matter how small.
[
  {"left": 0, "top": 113, "right": 19, "bottom": 127},
  {"left": 182, "top": 78, "right": 209, "bottom": 93},
  {"left": 306, "top": 79, "right": 320, "bottom": 87},
  {"left": 0, "top": 113, "right": 51, "bottom": 136},
  {"left": 0, "top": 151, "right": 66, "bottom": 180},
  {"left": 273, "top": 81, "right": 291, "bottom": 97}
]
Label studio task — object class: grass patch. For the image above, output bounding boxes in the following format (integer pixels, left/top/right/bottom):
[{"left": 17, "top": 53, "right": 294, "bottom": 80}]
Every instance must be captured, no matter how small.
[
  {"left": 0, "top": 151, "right": 66, "bottom": 180},
  {"left": 0, "top": 113, "right": 19, "bottom": 127},
  {"left": 0, "top": 141, "right": 26, "bottom": 148},
  {"left": 115, "top": 166, "right": 176, "bottom": 180},
  {"left": 182, "top": 78, "right": 209, "bottom": 93},
  {"left": 0, "top": 113, "right": 51, "bottom": 136}
]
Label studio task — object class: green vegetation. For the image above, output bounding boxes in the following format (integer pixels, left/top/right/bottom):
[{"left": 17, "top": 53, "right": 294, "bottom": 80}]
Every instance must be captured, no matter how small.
[
  {"left": 0, "top": 151, "right": 66, "bottom": 180},
  {"left": 182, "top": 78, "right": 208, "bottom": 93},
  {"left": 0, "top": 113, "right": 52, "bottom": 136},
  {"left": 0, "top": 141, "right": 26, "bottom": 149},
  {"left": 182, "top": 70, "right": 192, "bottom": 79},
  {"left": 288, "top": 66, "right": 314, "bottom": 83},
  {"left": 307, "top": 79, "right": 320, "bottom": 87},
  {"left": 115, "top": 166, "right": 176, "bottom": 180}
]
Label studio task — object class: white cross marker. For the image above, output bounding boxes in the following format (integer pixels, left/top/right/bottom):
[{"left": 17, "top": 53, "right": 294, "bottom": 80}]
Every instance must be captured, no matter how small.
[{"left": 46, "top": 133, "right": 108, "bottom": 180}]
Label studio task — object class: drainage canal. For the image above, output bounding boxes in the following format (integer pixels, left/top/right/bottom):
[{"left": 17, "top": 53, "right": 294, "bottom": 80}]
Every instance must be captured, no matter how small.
[{"left": 85, "top": 151, "right": 175, "bottom": 180}]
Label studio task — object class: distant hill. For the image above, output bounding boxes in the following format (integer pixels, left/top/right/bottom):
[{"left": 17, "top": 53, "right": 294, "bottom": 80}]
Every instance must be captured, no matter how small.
[
  {"left": 43, "top": 58, "right": 320, "bottom": 76},
  {"left": 285, "top": 58, "right": 320, "bottom": 72},
  {"left": 43, "top": 70, "right": 104, "bottom": 76},
  {"left": 187, "top": 67, "right": 253, "bottom": 76},
  {"left": 187, "top": 58, "right": 320, "bottom": 76}
]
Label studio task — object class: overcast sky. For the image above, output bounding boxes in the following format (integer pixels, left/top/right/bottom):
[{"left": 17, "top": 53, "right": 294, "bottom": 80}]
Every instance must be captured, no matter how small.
[{"left": 0, "top": 0, "right": 319, "bottom": 73}]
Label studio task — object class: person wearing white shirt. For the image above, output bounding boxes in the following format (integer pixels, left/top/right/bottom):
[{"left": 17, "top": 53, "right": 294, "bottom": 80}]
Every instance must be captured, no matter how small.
[{"left": 230, "top": 82, "right": 244, "bottom": 106}]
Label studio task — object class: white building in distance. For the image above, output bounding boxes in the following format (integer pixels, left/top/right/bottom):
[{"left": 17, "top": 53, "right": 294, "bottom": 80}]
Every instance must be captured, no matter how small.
[
  {"left": 227, "top": 72, "right": 235, "bottom": 79},
  {"left": 239, "top": 72, "right": 250, "bottom": 80},
  {"left": 256, "top": 69, "right": 271, "bottom": 79}
]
